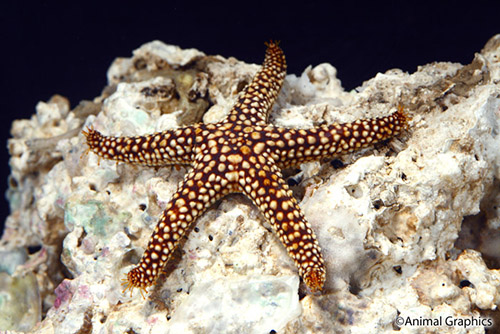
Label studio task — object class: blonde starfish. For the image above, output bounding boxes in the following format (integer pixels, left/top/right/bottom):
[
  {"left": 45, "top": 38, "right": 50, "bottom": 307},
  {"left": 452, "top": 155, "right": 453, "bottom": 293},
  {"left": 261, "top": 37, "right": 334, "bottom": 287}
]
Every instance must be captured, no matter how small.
[{"left": 83, "top": 41, "right": 408, "bottom": 296}]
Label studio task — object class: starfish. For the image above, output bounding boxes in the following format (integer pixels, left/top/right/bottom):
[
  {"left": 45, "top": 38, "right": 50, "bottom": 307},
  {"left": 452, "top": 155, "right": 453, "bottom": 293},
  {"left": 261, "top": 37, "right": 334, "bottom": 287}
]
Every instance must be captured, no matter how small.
[{"left": 83, "top": 41, "right": 408, "bottom": 295}]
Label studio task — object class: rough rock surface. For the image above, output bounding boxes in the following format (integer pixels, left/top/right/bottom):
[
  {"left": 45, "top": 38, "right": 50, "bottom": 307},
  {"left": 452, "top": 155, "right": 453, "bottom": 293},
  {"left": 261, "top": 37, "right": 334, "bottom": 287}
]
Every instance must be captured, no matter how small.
[{"left": 1, "top": 36, "right": 500, "bottom": 333}]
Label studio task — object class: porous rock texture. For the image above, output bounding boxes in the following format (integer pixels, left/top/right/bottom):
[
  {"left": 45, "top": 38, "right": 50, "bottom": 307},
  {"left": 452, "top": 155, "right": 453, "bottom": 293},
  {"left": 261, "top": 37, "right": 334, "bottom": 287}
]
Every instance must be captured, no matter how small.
[{"left": 1, "top": 36, "right": 500, "bottom": 333}]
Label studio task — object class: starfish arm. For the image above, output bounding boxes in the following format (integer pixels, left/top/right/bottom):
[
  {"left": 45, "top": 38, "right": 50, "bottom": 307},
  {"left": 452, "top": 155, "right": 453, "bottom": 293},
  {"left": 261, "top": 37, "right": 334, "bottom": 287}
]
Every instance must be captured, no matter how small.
[
  {"left": 227, "top": 41, "right": 287, "bottom": 125},
  {"left": 241, "top": 153, "right": 326, "bottom": 291},
  {"left": 266, "top": 109, "right": 409, "bottom": 168},
  {"left": 123, "top": 165, "right": 230, "bottom": 293},
  {"left": 82, "top": 125, "right": 198, "bottom": 166}
]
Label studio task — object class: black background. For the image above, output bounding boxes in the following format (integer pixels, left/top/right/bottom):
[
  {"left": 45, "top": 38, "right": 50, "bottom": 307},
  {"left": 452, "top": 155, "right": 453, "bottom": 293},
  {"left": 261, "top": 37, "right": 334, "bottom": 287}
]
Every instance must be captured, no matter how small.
[{"left": 1, "top": 1, "right": 499, "bottom": 237}]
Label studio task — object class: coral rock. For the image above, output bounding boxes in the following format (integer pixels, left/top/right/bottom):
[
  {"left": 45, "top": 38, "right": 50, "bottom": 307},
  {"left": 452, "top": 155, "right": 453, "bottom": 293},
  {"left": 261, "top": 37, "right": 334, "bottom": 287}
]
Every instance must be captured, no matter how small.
[{"left": 2, "top": 35, "right": 500, "bottom": 333}]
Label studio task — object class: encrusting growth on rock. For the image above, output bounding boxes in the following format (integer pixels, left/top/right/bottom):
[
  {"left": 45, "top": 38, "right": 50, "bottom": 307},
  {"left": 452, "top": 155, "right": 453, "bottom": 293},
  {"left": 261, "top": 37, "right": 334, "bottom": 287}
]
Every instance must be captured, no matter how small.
[{"left": 83, "top": 41, "right": 408, "bottom": 296}]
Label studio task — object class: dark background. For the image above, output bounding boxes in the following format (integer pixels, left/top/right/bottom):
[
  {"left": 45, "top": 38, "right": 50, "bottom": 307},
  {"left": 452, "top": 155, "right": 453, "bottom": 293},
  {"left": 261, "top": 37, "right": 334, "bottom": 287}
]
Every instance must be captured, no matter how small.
[{"left": 1, "top": 2, "right": 499, "bottom": 237}]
